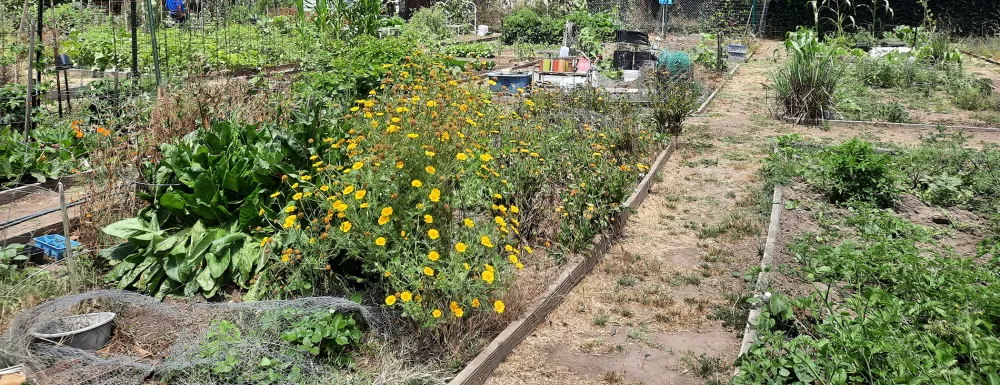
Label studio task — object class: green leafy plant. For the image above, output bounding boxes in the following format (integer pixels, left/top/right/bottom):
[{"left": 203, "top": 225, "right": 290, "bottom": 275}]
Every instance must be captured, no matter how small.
[
  {"left": 770, "top": 28, "right": 846, "bottom": 121},
  {"left": 693, "top": 33, "right": 726, "bottom": 72},
  {"left": 441, "top": 42, "right": 500, "bottom": 58},
  {"left": 401, "top": 5, "right": 456, "bottom": 43},
  {"left": 648, "top": 73, "right": 700, "bottom": 138},
  {"left": 812, "top": 138, "right": 897, "bottom": 208},
  {"left": 280, "top": 309, "right": 362, "bottom": 364}
]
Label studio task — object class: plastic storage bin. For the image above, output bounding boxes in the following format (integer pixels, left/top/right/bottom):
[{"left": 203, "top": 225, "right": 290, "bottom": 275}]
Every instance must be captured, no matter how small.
[
  {"left": 33, "top": 234, "right": 81, "bottom": 260},
  {"left": 487, "top": 72, "right": 532, "bottom": 94},
  {"left": 727, "top": 44, "right": 749, "bottom": 62}
]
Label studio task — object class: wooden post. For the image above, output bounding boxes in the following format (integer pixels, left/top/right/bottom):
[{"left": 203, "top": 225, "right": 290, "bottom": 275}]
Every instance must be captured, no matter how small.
[
  {"left": 59, "top": 182, "right": 73, "bottom": 261},
  {"left": 23, "top": 23, "right": 35, "bottom": 142}
]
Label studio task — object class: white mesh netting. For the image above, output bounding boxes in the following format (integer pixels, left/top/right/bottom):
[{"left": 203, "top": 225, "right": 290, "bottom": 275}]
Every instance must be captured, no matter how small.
[{"left": 0, "top": 290, "right": 401, "bottom": 385}]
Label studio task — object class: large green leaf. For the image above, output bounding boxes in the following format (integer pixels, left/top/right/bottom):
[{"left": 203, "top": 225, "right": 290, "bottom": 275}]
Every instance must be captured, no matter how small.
[
  {"left": 196, "top": 267, "right": 217, "bottom": 293},
  {"left": 160, "top": 190, "right": 187, "bottom": 213},
  {"left": 164, "top": 247, "right": 194, "bottom": 282},
  {"left": 102, "top": 218, "right": 150, "bottom": 239},
  {"left": 194, "top": 173, "right": 219, "bottom": 205},
  {"left": 100, "top": 243, "right": 138, "bottom": 261},
  {"left": 205, "top": 251, "right": 231, "bottom": 279}
]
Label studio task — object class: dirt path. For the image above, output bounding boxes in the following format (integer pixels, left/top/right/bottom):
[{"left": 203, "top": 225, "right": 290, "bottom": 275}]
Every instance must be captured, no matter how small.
[{"left": 486, "top": 40, "right": 1000, "bottom": 385}]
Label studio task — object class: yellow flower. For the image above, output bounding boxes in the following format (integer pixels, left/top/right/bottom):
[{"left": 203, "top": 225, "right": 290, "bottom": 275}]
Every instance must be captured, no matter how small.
[
  {"left": 480, "top": 153, "right": 494, "bottom": 162},
  {"left": 494, "top": 300, "right": 505, "bottom": 314},
  {"left": 270, "top": 191, "right": 281, "bottom": 198},
  {"left": 375, "top": 237, "right": 387, "bottom": 246},
  {"left": 352, "top": 161, "right": 364, "bottom": 170},
  {"left": 516, "top": 262, "right": 524, "bottom": 269},
  {"left": 285, "top": 206, "right": 296, "bottom": 213},
  {"left": 424, "top": 266, "right": 434, "bottom": 276},
  {"left": 400, "top": 291, "right": 413, "bottom": 302},
  {"left": 471, "top": 298, "right": 480, "bottom": 308},
  {"left": 320, "top": 185, "right": 329, "bottom": 192},
  {"left": 455, "top": 242, "right": 468, "bottom": 252},
  {"left": 432, "top": 309, "right": 442, "bottom": 318},
  {"left": 301, "top": 175, "right": 312, "bottom": 181},
  {"left": 282, "top": 216, "right": 296, "bottom": 229},
  {"left": 260, "top": 237, "right": 270, "bottom": 247},
  {"left": 332, "top": 200, "right": 349, "bottom": 212},
  {"left": 385, "top": 295, "right": 397, "bottom": 306},
  {"left": 340, "top": 221, "right": 352, "bottom": 233},
  {"left": 425, "top": 151, "right": 436, "bottom": 157},
  {"left": 453, "top": 306, "right": 464, "bottom": 318},
  {"left": 360, "top": 202, "right": 370, "bottom": 208},
  {"left": 378, "top": 215, "right": 391, "bottom": 226},
  {"left": 525, "top": 99, "right": 535, "bottom": 107},
  {"left": 429, "top": 188, "right": 441, "bottom": 202},
  {"left": 510, "top": 205, "right": 520, "bottom": 214},
  {"left": 380, "top": 207, "right": 393, "bottom": 216},
  {"left": 411, "top": 179, "right": 423, "bottom": 188},
  {"left": 407, "top": 133, "right": 419, "bottom": 139},
  {"left": 396, "top": 161, "right": 404, "bottom": 169},
  {"left": 343, "top": 185, "right": 355, "bottom": 195},
  {"left": 428, "top": 251, "right": 440, "bottom": 261},
  {"left": 292, "top": 192, "right": 303, "bottom": 200},
  {"left": 480, "top": 235, "right": 494, "bottom": 248},
  {"left": 509, "top": 255, "right": 519, "bottom": 264},
  {"left": 464, "top": 263, "right": 471, "bottom": 270},
  {"left": 482, "top": 269, "right": 495, "bottom": 284},
  {"left": 525, "top": 246, "right": 534, "bottom": 254},
  {"left": 424, "top": 214, "right": 433, "bottom": 224},
  {"left": 384, "top": 271, "right": 392, "bottom": 277},
  {"left": 426, "top": 100, "right": 437, "bottom": 108},
  {"left": 355, "top": 190, "right": 367, "bottom": 200},
  {"left": 258, "top": 208, "right": 265, "bottom": 217},
  {"left": 456, "top": 153, "right": 469, "bottom": 161},
  {"left": 464, "top": 218, "right": 475, "bottom": 228},
  {"left": 425, "top": 166, "right": 436, "bottom": 174},
  {"left": 428, "top": 229, "right": 439, "bottom": 240}
]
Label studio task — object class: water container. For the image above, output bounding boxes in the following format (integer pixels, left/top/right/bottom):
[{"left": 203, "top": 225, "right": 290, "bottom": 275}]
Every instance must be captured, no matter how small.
[
  {"left": 488, "top": 72, "right": 532, "bottom": 94},
  {"left": 477, "top": 25, "right": 489, "bottom": 36},
  {"left": 727, "top": 44, "right": 749, "bottom": 61}
]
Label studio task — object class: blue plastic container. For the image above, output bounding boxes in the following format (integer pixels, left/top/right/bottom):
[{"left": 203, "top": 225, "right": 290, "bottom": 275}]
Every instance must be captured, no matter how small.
[
  {"left": 33, "top": 234, "right": 81, "bottom": 260},
  {"left": 488, "top": 72, "right": 532, "bottom": 94}
]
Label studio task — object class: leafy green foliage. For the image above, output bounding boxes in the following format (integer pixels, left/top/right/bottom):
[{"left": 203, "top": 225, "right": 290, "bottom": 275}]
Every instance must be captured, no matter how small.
[
  {"left": 897, "top": 133, "right": 1000, "bottom": 215},
  {"left": 770, "top": 28, "right": 846, "bottom": 121},
  {"left": 440, "top": 42, "right": 500, "bottom": 58},
  {"left": 648, "top": 74, "right": 700, "bottom": 137},
  {"left": 812, "top": 138, "right": 897, "bottom": 208},
  {"left": 501, "top": 9, "right": 619, "bottom": 45},
  {"left": 0, "top": 122, "right": 92, "bottom": 186},
  {"left": 174, "top": 320, "right": 312, "bottom": 384},
  {"left": 401, "top": 5, "right": 455, "bottom": 43},
  {"left": 280, "top": 309, "right": 362, "bottom": 364},
  {"left": 693, "top": 33, "right": 726, "bottom": 72},
  {"left": 737, "top": 204, "right": 1000, "bottom": 385}
]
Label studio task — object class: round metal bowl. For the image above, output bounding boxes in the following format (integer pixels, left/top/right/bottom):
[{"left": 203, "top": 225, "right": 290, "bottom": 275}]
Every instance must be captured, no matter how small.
[{"left": 30, "top": 312, "right": 116, "bottom": 350}]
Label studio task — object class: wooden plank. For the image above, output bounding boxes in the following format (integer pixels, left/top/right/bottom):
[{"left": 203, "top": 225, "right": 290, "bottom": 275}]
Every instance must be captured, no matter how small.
[
  {"left": 785, "top": 117, "right": 1000, "bottom": 132},
  {"left": 448, "top": 141, "right": 677, "bottom": 385},
  {"left": 0, "top": 171, "right": 90, "bottom": 206},
  {"left": 734, "top": 186, "right": 783, "bottom": 376}
]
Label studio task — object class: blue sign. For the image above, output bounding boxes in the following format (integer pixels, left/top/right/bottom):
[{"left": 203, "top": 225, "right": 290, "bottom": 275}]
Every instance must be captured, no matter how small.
[{"left": 658, "top": 0, "right": 673, "bottom": 4}]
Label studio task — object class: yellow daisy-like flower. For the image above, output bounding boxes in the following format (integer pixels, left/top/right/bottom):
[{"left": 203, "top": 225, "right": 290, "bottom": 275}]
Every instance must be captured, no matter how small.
[
  {"left": 400, "top": 291, "right": 413, "bottom": 302},
  {"left": 453, "top": 306, "right": 464, "bottom": 318},
  {"left": 352, "top": 161, "right": 364, "bottom": 170},
  {"left": 480, "top": 153, "right": 494, "bottom": 162},
  {"left": 464, "top": 263, "right": 471, "bottom": 270},
  {"left": 407, "top": 133, "right": 419, "bottom": 139},
  {"left": 301, "top": 175, "right": 312, "bottom": 181},
  {"left": 282, "top": 216, "right": 296, "bottom": 229},
  {"left": 482, "top": 269, "right": 495, "bottom": 284},
  {"left": 509, "top": 255, "right": 519, "bottom": 264},
  {"left": 425, "top": 166, "right": 436, "bottom": 174},
  {"left": 427, "top": 229, "right": 439, "bottom": 240},
  {"left": 471, "top": 298, "right": 480, "bottom": 308},
  {"left": 424, "top": 214, "right": 433, "bottom": 224},
  {"left": 385, "top": 295, "right": 397, "bottom": 306},
  {"left": 375, "top": 237, "right": 387, "bottom": 246},
  {"left": 285, "top": 206, "right": 296, "bottom": 213},
  {"left": 384, "top": 271, "right": 392, "bottom": 277},
  {"left": 510, "top": 205, "right": 520, "bottom": 214},
  {"left": 525, "top": 246, "right": 534, "bottom": 254},
  {"left": 355, "top": 190, "right": 367, "bottom": 200},
  {"left": 464, "top": 218, "right": 475, "bottom": 228},
  {"left": 360, "top": 202, "right": 370, "bottom": 208},
  {"left": 480, "top": 236, "right": 494, "bottom": 248},
  {"left": 429, "top": 188, "right": 441, "bottom": 202},
  {"left": 340, "top": 221, "right": 352, "bottom": 233},
  {"left": 396, "top": 161, "right": 404, "bottom": 169},
  {"left": 516, "top": 262, "right": 524, "bottom": 269},
  {"left": 292, "top": 192, "right": 303, "bottom": 200},
  {"left": 320, "top": 185, "right": 329, "bottom": 192},
  {"left": 411, "top": 179, "right": 423, "bottom": 188},
  {"left": 455, "top": 242, "right": 468, "bottom": 253},
  {"left": 381, "top": 207, "right": 393, "bottom": 216},
  {"left": 291, "top": 183, "right": 299, "bottom": 189},
  {"left": 270, "top": 191, "right": 281, "bottom": 198},
  {"left": 432, "top": 309, "right": 442, "bottom": 318},
  {"left": 494, "top": 300, "right": 505, "bottom": 314},
  {"left": 456, "top": 153, "right": 468, "bottom": 161},
  {"left": 343, "top": 185, "right": 355, "bottom": 195},
  {"left": 493, "top": 193, "right": 503, "bottom": 199},
  {"left": 332, "top": 200, "right": 348, "bottom": 212},
  {"left": 426, "top": 100, "right": 437, "bottom": 108},
  {"left": 423, "top": 266, "right": 434, "bottom": 276},
  {"left": 378, "top": 215, "right": 391, "bottom": 226},
  {"left": 425, "top": 151, "right": 436, "bottom": 157}
]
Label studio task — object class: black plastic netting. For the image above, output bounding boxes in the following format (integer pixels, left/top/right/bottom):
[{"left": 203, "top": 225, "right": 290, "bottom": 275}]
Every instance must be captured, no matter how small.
[{"left": 0, "top": 290, "right": 401, "bottom": 385}]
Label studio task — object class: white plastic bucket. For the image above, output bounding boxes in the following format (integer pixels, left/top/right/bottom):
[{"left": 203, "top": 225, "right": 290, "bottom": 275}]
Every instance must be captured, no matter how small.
[
  {"left": 476, "top": 25, "right": 489, "bottom": 36},
  {"left": 622, "top": 70, "right": 640, "bottom": 82}
]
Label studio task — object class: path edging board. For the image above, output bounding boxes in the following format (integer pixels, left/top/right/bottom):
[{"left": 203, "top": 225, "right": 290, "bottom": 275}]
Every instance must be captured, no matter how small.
[
  {"left": 733, "top": 186, "right": 783, "bottom": 375},
  {"left": 447, "top": 141, "right": 678, "bottom": 385},
  {"left": 784, "top": 117, "right": 1000, "bottom": 133}
]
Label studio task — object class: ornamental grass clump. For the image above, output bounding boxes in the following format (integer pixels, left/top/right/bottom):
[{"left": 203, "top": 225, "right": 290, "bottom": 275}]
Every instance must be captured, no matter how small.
[{"left": 771, "top": 28, "right": 846, "bottom": 122}]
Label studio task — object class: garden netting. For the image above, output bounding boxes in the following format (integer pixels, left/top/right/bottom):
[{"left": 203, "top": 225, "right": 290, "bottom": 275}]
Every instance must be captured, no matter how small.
[{"left": 0, "top": 290, "right": 399, "bottom": 385}]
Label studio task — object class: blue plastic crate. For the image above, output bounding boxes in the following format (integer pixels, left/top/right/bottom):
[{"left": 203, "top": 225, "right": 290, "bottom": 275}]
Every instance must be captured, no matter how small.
[
  {"left": 33, "top": 234, "right": 81, "bottom": 260},
  {"left": 487, "top": 72, "right": 532, "bottom": 95}
]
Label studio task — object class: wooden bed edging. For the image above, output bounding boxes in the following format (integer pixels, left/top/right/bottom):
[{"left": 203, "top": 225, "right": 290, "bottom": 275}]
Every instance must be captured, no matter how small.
[
  {"left": 960, "top": 50, "right": 1000, "bottom": 66},
  {"left": 784, "top": 117, "right": 1000, "bottom": 132},
  {"left": 733, "top": 186, "right": 783, "bottom": 376},
  {"left": 447, "top": 141, "right": 678, "bottom": 385},
  {"left": 696, "top": 50, "right": 754, "bottom": 114}
]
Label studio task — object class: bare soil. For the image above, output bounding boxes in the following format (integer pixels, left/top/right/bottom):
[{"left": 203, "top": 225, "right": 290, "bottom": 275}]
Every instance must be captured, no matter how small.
[{"left": 485, "top": 39, "right": 1000, "bottom": 385}]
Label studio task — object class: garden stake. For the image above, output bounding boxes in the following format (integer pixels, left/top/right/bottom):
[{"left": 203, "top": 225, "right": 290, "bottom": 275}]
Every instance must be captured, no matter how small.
[{"left": 59, "top": 182, "right": 73, "bottom": 261}]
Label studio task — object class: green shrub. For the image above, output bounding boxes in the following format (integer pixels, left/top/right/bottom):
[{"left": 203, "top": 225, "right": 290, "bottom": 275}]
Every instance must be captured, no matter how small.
[
  {"left": 648, "top": 73, "right": 700, "bottom": 138},
  {"left": 814, "top": 138, "right": 897, "bottom": 208},
  {"left": 770, "top": 28, "right": 845, "bottom": 121},
  {"left": 501, "top": 8, "right": 562, "bottom": 45},
  {"left": 401, "top": 5, "right": 456, "bottom": 42},
  {"left": 280, "top": 309, "right": 362, "bottom": 364}
]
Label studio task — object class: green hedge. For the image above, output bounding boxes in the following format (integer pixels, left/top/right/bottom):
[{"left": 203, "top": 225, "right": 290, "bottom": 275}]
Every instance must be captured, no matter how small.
[{"left": 501, "top": 9, "right": 621, "bottom": 45}]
